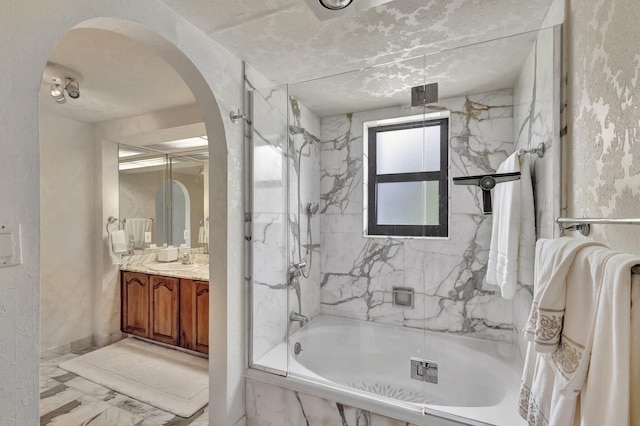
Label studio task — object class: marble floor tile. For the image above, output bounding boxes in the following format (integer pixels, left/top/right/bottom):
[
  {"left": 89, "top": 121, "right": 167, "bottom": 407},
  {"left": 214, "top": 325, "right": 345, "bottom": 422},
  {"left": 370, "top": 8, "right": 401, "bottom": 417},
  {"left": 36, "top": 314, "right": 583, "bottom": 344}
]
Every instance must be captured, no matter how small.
[
  {"left": 40, "top": 376, "right": 61, "bottom": 393},
  {"left": 40, "top": 385, "right": 85, "bottom": 416},
  {"left": 80, "top": 405, "right": 144, "bottom": 426},
  {"left": 40, "top": 395, "right": 111, "bottom": 425},
  {"left": 65, "top": 377, "right": 113, "bottom": 399},
  {"left": 40, "top": 352, "right": 208, "bottom": 426}
]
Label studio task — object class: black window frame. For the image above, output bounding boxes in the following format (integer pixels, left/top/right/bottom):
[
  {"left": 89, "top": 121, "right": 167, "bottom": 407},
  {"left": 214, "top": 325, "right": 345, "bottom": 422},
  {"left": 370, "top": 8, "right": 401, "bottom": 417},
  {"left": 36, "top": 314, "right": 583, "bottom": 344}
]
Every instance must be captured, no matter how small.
[{"left": 367, "top": 118, "right": 449, "bottom": 238}]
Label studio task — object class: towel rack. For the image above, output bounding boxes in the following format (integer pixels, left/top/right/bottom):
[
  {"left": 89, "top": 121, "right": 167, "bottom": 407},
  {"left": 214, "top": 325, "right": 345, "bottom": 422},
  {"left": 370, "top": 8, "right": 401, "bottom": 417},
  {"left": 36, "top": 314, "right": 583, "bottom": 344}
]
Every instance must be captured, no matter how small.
[
  {"left": 556, "top": 217, "right": 640, "bottom": 237},
  {"left": 122, "top": 217, "right": 154, "bottom": 223},
  {"left": 517, "top": 142, "right": 546, "bottom": 158},
  {"left": 555, "top": 217, "right": 640, "bottom": 275},
  {"left": 106, "top": 216, "right": 125, "bottom": 233}
]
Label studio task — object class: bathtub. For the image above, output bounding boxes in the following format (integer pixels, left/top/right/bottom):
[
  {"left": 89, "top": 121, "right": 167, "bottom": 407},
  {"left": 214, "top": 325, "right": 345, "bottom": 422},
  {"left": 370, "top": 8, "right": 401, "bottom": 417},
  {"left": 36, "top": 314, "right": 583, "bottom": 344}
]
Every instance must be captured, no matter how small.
[{"left": 250, "top": 315, "right": 526, "bottom": 426}]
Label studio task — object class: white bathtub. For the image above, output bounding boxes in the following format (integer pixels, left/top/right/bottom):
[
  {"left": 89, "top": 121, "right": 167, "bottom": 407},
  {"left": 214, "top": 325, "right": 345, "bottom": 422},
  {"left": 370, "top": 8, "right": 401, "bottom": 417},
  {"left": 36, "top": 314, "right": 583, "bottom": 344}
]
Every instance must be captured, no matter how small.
[{"left": 252, "top": 315, "right": 526, "bottom": 426}]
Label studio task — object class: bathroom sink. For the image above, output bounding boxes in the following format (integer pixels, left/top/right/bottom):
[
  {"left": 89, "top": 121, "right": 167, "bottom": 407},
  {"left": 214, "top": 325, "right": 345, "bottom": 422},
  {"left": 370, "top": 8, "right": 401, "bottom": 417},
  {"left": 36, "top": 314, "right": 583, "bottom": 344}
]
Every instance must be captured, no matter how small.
[{"left": 149, "top": 263, "right": 199, "bottom": 271}]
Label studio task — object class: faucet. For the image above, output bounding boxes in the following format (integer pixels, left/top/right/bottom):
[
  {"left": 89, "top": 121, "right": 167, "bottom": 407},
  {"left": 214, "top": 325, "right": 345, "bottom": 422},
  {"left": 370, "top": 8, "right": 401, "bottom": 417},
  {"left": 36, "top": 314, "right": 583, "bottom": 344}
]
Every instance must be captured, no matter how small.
[
  {"left": 180, "top": 253, "right": 192, "bottom": 264},
  {"left": 290, "top": 311, "right": 309, "bottom": 327}
]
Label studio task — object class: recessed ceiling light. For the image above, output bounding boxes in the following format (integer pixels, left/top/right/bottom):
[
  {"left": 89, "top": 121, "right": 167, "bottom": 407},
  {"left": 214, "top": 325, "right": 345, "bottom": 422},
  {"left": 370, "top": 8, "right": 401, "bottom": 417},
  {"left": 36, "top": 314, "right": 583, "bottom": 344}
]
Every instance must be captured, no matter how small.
[{"left": 319, "top": 0, "right": 353, "bottom": 10}]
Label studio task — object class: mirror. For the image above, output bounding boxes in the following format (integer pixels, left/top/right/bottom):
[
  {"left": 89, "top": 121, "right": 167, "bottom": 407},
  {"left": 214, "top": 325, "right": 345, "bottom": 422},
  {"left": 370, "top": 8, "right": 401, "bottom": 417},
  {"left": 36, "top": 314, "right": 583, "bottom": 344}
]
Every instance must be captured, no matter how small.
[{"left": 118, "top": 142, "right": 209, "bottom": 255}]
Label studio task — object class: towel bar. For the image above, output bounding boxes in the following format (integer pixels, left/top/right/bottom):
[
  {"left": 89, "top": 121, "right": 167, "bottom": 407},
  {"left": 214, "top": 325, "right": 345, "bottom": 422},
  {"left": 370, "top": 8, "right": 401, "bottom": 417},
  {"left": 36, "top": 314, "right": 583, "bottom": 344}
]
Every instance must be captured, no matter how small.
[
  {"left": 555, "top": 217, "right": 640, "bottom": 275},
  {"left": 556, "top": 217, "right": 640, "bottom": 237}
]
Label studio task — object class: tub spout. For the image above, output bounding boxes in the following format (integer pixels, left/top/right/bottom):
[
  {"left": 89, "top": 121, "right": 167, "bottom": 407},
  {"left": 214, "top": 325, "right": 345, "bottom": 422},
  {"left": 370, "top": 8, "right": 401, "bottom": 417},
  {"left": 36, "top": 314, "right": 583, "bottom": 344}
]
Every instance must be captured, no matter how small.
[{"left": 290, "top": 311, "right": 309, "bottom": 327}]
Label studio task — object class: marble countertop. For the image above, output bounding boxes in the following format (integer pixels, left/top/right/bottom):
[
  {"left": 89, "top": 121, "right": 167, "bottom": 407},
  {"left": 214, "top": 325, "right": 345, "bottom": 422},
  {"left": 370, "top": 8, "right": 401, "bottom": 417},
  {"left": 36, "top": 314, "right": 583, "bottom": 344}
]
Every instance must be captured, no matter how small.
[{"left": 121, "top": 262, "right": 209, "bottom": 281}]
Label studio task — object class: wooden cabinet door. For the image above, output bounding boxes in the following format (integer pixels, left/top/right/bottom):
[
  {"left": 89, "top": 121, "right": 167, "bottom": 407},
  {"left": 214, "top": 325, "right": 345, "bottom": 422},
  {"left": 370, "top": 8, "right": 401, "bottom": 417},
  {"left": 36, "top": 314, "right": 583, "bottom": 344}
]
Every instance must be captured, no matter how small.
[
  {"left": 150, "top": 275, "right": 180, "bottom": 345},
  {"left": 180, "top": 279, "right": 209, "bottom": 354},
  {"left": 121, "top": 271, "right": 150, "bottom": 338}
]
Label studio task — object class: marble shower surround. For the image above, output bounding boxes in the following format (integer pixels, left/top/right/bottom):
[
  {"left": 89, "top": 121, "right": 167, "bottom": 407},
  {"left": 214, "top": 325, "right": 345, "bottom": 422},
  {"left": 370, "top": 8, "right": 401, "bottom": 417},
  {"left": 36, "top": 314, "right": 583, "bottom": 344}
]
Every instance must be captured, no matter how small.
[
  {"left": 248, "top": 74, "right": 323, "bottom": 361},
  {"left": 319, "top": 90, "right": 517, "bottom": 342}
]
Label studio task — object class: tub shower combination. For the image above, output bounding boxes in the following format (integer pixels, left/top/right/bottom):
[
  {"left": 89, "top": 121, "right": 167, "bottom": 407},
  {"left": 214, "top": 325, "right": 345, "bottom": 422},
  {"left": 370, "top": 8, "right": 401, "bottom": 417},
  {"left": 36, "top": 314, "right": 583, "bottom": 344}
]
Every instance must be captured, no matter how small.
[
  {"left": 244, "top": 31, "right": 562, "bottom": 422},
  {"left": 252, "top": 315, "right": 524, "bottom": 426}
]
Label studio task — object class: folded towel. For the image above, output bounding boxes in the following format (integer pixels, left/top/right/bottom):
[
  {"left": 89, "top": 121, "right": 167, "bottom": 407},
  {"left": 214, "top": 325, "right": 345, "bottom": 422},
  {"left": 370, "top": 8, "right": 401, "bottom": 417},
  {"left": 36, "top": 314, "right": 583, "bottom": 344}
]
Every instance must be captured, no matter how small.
[
  {"left": 486, "top": 153, "right": 536, "bottom": 298},
  {"left": 124, "top": 218, "right": 152, "bottom": 250},
  {"left": 579, "top": 253, "right": 640, "bottom": 426}
]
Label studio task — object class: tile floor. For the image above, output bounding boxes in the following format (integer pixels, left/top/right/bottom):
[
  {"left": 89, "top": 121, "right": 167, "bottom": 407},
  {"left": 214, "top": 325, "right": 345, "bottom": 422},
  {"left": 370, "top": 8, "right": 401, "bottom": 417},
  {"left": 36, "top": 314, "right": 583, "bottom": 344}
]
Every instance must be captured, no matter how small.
[{"left": 40, "top": 346, "right": 209, "bottom": 426}]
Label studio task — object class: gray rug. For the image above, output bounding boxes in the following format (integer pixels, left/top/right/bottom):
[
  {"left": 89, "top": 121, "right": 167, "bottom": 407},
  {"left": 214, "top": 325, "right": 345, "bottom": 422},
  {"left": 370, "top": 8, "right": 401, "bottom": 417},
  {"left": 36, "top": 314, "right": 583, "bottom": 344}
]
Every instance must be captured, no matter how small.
[{"left": 60, "top": 337, "right": 208, "bottom": 417}]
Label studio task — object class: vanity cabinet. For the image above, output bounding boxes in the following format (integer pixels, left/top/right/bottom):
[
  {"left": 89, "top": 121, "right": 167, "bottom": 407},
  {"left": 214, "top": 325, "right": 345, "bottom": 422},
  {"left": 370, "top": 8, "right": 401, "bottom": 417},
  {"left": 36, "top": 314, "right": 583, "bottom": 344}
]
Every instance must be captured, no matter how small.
[
  {"left": 121, "top": 272, "right": 151, "bottom": 338},
  {"left": 150, "top": 275, "right": 180, "bottom": 346},
  {"left": 180, "top": 279, "right": 209, "bottom": 354},
  {"left": 121, "top": 271, "right": 209, "bottom": 354}
]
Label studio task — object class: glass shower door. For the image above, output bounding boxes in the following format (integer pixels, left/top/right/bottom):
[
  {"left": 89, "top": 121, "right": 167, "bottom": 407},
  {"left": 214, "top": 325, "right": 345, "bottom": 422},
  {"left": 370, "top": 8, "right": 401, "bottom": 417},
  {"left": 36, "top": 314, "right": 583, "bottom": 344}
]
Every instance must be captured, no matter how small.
[{"left": 247, "top": 83, "right": 291, "bottom": 375}]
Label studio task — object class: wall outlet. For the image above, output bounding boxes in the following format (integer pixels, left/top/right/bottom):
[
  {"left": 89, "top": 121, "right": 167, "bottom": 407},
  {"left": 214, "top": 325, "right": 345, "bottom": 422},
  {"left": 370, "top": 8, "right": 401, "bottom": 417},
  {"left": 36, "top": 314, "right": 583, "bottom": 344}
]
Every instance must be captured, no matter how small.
[
  {"left": 183, "top": 229, "right": 189, "bottom": 240},
  {"left": 144, "top": 231, "right": 152, "bottom": 243}
]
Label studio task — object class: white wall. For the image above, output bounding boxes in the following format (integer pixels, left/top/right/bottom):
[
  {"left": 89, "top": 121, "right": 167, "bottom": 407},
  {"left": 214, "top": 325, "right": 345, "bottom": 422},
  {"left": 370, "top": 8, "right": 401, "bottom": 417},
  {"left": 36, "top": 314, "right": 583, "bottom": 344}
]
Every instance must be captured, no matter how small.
[
  {"left": 0, "top": 2, "right": 245, "bottom": 424},
  {"left": 40, "top": 112, "right": 96, "bottom": 353}
]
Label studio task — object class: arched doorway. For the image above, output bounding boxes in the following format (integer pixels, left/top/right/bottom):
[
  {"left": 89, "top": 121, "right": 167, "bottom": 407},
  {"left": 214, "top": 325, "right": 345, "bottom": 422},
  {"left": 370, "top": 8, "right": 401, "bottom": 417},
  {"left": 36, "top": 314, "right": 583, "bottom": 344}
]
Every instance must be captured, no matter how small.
[{"left": 37, "top": 17, "right": 229, "bottom": 425}]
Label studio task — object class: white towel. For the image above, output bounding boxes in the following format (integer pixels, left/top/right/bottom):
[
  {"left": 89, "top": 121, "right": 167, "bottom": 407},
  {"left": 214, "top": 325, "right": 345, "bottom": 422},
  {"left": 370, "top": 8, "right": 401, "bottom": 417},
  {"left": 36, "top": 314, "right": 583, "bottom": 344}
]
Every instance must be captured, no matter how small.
[
  {"left": 124, "top": 218, "right": 152, "bottom": 250},
  {"left": 198, "top": 220, "right": 209, "bottom": 245},
  {"left": 110, "top": 230, "right": 128, "bottom": 253},
  {"left": 520, "top": 241, "right": 640, "bottom": 426},
  {"left": 579, "top": 253, "right": 640, "bottom": 426},
  {"left": 525, "top": 238, "right": 602, "bottom": 352},
  {"left": 519, "top": 239, "right": 604, "bottom": 424},
  {"left": 108, "top": 230, "right": 127, "bottom": 265},
  {"left": 486, "top": 153, "right": 536, "bottom": 298}
]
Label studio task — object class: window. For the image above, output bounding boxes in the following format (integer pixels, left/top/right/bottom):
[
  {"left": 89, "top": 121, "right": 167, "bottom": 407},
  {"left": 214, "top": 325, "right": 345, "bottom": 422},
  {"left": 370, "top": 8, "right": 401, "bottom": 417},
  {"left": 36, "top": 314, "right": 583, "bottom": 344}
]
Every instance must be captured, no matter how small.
[{"left": 366, "top": 117, "right": 448, "bottom": 237}]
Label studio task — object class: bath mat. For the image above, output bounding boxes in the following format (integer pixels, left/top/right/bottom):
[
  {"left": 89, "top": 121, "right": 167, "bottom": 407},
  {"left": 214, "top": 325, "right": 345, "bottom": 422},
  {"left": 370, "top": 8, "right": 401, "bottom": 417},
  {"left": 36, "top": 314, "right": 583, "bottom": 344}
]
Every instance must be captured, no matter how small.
[{"left": 59, "top": 337, "right": 208, "bottom": 417}]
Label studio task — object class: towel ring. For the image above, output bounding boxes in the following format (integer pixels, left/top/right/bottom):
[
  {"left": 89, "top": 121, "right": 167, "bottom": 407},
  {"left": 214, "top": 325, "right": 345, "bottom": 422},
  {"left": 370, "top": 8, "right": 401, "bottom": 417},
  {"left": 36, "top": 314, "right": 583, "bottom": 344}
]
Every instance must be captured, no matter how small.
[{"left": 106, "top": 216, "right": 125, "bottom": 233}]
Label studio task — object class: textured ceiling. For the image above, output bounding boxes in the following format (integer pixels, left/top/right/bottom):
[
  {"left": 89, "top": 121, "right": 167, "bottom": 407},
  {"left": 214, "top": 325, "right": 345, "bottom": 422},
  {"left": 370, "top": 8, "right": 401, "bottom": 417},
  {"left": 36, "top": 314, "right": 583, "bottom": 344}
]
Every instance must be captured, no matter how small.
[
  {"left": 162, "top": 0, "right": 556, "bottom": 84},
  {"left": 40, "top": 0, "right": 556, "bottom": 123}
]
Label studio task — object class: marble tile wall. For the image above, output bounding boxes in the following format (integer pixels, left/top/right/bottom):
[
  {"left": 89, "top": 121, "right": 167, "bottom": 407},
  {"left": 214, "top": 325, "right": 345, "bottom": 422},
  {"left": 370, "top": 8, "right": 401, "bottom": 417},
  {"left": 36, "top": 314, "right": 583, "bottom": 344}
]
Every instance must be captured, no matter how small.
[
  {"left": 510, "top": 26, "right": 561, "bottom": 360},
  {"left": 247, "top": 69, "right": 323, "bottom": 361},
  {"left": 320, "top": 90, "right": 517, "bottom": 342},
  {"left": 246, "top": 379, "right": 459, "bottom": 426}
]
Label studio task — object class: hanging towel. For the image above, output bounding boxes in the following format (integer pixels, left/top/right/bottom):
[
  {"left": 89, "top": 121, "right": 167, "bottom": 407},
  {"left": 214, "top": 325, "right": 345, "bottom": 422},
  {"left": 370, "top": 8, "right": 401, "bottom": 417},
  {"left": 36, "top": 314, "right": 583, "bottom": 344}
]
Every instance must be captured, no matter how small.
[
  {"left": 486, "top": 153, "right": 536, "bottom": 298},
  {"left": 124, "top": 218, "right": 152, "bottom": 250},
  {"left": 110, "top": 230, "right": 128, "bottom": 253},
  {"left": 579, "top": 253, "right": 640, "bottom": 426},
  {"left": 519, "top": 241, "right": 609, "bottom": 425},
  {"left": 108, "top": 230, "right": 128, "bottom": 265},
  {"left": 524, "top": 238, "right": 603, "bottom": 353},
  {"left": 198, "top": 219, "right": 209, "bottom": 245}
]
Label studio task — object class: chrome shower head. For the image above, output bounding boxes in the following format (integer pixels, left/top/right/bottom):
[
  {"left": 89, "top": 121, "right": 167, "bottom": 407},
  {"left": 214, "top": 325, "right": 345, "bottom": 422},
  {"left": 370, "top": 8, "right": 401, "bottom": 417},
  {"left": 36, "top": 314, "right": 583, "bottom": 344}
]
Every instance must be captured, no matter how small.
[{"left": 306, "top": 202, "right": 319, "bottom": 216}]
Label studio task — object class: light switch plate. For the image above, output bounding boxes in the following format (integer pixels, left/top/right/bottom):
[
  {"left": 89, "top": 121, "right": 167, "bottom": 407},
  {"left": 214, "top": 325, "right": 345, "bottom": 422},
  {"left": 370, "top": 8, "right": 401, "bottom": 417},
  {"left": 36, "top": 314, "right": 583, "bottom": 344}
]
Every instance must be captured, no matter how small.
[
  {"left": 0, "top": 224, "right": 22, "bottom": 268},
  {"left": 183, "top": 229, "right": 189, "bottom": 240},
  {"left": 144, "top": 231, "right": 152, "bottom": 243}
]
